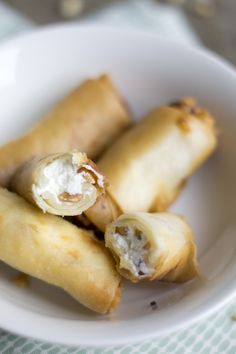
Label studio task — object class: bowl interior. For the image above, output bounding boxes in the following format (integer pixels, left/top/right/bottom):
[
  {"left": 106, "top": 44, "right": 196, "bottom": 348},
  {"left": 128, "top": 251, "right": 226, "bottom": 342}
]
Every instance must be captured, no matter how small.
[{"left": 0, "top": 26, "right": 236, "bottom": 345}]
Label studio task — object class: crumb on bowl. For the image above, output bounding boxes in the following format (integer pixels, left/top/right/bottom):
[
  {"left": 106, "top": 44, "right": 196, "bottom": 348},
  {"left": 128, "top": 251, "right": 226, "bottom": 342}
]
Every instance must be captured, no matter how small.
[{"left": 11, "top": 273, "right": 30, "bottom": 288}]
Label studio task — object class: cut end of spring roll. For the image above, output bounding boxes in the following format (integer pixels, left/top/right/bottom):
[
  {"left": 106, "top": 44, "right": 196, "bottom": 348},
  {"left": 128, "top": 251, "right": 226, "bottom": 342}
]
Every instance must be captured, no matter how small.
[
  {"left": 105, "top": 212, "right": 199, "bottom": 283},
  {"left": 11, "top": 151, "right": 106, "bottom": 216}
]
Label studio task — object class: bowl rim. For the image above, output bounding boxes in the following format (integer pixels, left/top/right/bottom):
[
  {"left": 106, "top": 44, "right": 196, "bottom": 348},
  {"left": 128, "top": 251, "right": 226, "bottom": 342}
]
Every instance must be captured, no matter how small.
[{"left": 0, "top": 23, "right": 236, "bottom": 347}]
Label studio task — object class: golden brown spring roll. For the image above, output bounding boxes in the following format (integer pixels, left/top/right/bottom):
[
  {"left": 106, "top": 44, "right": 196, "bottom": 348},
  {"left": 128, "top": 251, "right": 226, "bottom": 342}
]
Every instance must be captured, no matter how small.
[
  {"left": 0, "top": 188, "right": 122, "bottom": 314},
  {"left": 86, "top": 98, "right": 217, "bottom": 231},
  {"left": 0, "top": 75, "right": 131, "bottom": 187},
  {"left": 105, "top": 212, "right": 199, "bottom": 283},
  {"left": 85, "top": 194, "right": 121, "bottom": 232},
  {"left": 11, "top": 151, "right": 106, "bottom": 216}
]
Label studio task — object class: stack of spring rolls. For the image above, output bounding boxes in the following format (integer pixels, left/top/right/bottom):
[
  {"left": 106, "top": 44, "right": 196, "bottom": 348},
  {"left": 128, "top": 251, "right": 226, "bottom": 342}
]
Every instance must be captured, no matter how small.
[{"left": 0, "top": 75, "right": 217, "bottom": 313}]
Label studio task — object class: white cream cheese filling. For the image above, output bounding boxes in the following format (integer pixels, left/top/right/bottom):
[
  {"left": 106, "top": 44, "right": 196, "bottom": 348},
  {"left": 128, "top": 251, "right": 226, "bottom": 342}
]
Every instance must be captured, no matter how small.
[
  {"left": 112, "top": 226, "right": 151, "bottom": 277},
  {"left": 35, "top": 156, "right": 102, "bottom": 204}
]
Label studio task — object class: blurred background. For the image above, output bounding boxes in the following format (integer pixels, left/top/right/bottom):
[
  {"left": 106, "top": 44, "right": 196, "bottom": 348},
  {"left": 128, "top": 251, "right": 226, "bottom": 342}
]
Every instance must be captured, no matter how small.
[{"left": 0, "top": 0, "right": 236, "bottom": 65}]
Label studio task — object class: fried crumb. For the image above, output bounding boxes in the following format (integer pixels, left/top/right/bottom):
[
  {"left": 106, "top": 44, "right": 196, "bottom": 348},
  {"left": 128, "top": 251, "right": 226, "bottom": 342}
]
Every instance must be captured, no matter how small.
[
  {"left": 232, "top": 313, "right": 236, "bottom": 321},
  {"left": 11, "top": 273, "right": 30, "bottom": 288},
  {"left": 149, "top": 301, "right": 158, "bottom": 310}
]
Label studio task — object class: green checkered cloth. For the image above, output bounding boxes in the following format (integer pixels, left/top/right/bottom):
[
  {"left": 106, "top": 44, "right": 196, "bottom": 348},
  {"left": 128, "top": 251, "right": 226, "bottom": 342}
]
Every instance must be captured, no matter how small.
[
  {"left": 0, "top": 300, "right": 236, "bottom": 353},
  {"left": 0, "top": 1, "right": 236, "bottom": 353}
]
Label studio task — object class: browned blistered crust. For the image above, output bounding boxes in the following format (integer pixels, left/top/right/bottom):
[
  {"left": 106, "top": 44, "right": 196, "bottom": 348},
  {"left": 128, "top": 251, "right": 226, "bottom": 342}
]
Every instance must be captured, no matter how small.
[
  {"left": 172, "top": 97, "right": 216, "bottom": 129},
  {"left": 87, "top": 97, "right": 217, "bottom": 231}
]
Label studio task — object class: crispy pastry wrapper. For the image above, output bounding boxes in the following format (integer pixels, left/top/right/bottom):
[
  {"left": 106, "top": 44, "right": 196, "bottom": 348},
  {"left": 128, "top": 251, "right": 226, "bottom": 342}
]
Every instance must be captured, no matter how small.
[
  {"left": 11, "top": 151, "right": 106, "bottom": 216},
  {"left": 0, "top": 75, "right": 131, "bottom": 187},
  {"left": 105, "top": 212, "right": 199, "bottom": 283},
  {"left": 0, "top": 188, "right": 122, "bottom": 314},
  {"left": 85, "top": 194, "right": 121, "bottom": 232},
  {"left": 87, "top": 98, "right": 217, "bottom": 231}
]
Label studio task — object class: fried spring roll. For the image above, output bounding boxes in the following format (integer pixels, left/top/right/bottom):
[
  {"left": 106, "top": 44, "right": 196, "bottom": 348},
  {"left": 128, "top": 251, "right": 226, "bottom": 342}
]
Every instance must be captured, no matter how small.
[
  {"left": 11, "top": 151, "right": 105, "bottom": 216},
  {"left": 0, "top": 188, "right": 122, "bottom": 314},
  {"left": 0, "top": 75, "right": 131, "bottom": 187},
  {"left": 85, "top": 194, "right": 121, "bottom": 232},
  {"left": 86, "top": 98, "right": 217, "bottom": 231},
  {"left": 105, "top": 212, "right": 199, "bottom": 283}
]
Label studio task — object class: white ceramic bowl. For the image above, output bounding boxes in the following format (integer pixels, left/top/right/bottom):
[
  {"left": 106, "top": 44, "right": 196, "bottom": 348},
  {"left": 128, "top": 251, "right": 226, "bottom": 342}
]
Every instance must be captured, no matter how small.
[{"left": 0, "top": 24, "right": 236, "bottom": 347}]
